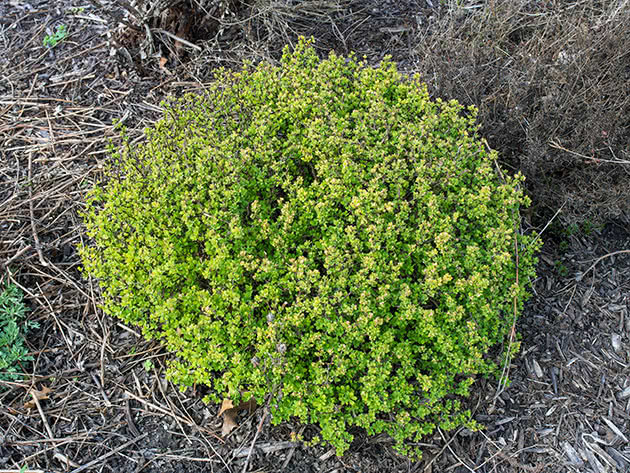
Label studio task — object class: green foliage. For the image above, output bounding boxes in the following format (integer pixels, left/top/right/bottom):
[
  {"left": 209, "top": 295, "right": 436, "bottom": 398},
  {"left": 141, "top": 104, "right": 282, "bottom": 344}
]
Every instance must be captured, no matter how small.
[
  {"left": 0, "top": 281, "right": 37, "bottom": 384},
  {"left": 43, "top": 25, "right": 68, "bottom": 48},
  {"left": 558, "top": 219, "right": 603, "bottom": 239},
  {"left": 143, "top": 359, "right": 154, "bottom": 372},
  {"left": 80, "top": 39, "right": 540, "bottom": 457},
  {"left": 554, "top": 260, "right": 569, "bottom": 278}
]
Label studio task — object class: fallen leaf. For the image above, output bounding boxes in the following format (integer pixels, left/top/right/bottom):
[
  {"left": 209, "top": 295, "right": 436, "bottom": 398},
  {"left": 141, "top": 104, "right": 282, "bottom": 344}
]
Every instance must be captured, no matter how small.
[
  {"left": 158, "top": 56, "right": 171, "bottom": 75},
  {"left": 24, "top": 385, "right": 52, "bottom": 409},
  {"left": 218, "top": 398, "right": 257, "bottom": 437},
  {"left": 221, "top": 406, "right": 239, "bottom": 436},
  {"left": 218, "top": 399, "right": 234, "bottom": 417}
]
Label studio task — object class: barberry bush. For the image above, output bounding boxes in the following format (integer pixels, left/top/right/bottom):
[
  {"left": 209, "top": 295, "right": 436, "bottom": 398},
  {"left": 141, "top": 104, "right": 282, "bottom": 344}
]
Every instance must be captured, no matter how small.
[{"left": 80, "top": 39, "right": 540, "bottom": 457}]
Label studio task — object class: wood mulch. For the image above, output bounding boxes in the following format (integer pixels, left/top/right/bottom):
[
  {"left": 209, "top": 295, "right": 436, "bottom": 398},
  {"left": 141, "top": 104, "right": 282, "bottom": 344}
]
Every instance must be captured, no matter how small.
[{"left": 1, "top": 1, "right": 629, "bottom": 472}]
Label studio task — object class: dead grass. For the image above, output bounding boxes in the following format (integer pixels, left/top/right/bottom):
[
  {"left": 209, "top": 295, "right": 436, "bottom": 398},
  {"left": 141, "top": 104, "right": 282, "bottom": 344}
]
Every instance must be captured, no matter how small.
[{"left": 412, "top": 0, "right": 630, "bottom": 224}]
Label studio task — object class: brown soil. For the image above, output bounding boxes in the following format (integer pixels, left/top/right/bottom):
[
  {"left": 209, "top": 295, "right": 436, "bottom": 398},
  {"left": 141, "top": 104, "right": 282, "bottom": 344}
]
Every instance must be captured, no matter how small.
[{"left": 1, "top": 1, "right": 629, "bottom": 472}]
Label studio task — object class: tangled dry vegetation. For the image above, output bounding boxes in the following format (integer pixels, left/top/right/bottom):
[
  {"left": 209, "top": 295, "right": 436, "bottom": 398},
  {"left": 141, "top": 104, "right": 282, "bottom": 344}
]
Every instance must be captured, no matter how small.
[
  {"left": 1, "top": 0, "right": 629, "bottom": 472},
  {"left": 411, "top": 0, "right": 630, "bottom": 223}
]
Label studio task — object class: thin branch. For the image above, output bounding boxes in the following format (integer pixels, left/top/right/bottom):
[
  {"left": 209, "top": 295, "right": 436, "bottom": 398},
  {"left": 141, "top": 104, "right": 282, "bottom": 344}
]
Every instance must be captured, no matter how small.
[
  {"left": 152, "top": 28, "right": 203, "bottom": 51},
  {"left": 67, "top": 433, "right": 148, "bottom": 473},
  {"left": 27, "top": 152, "right": 48, "bottom": 267},
  {"left": 578, "top": 249, "right": 630, "bottom": 281}
]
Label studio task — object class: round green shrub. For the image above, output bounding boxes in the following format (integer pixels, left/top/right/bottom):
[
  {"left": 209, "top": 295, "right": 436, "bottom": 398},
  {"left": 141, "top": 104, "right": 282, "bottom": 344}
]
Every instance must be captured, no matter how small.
[{"left": 80, "top": 39, "right": 540, "bottom": 457}]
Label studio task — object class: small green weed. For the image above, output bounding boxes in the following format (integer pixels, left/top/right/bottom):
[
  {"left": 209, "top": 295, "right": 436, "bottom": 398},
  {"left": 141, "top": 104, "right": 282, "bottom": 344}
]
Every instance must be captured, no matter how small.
[
  {"left": 143, "top": 359, "right": 154, "bottom": 372},
  {"left": 551, "top": 219, "right": 604, "bottom": 253},
  {"left": 580, "top": 220, "right": 604, "bottom": 236},
  {"left": 564, "top": 223, "right": 580, "bottom": 237},
  {"left": 43, "top": 25, "right": 68, "bottom": 48},
  {"left": 559, "top": 220, "right": 603, "bottom": 239},
  {"left": 0, "top": 282, "right": 38, "bottom": 383},
  {"left": 554, "top": 260, "right": 569, "bottom": 277}
]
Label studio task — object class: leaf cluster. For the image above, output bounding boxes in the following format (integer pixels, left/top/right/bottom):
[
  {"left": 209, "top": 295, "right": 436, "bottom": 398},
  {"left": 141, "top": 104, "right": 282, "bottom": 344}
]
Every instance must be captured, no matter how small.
[
  {"left": 80, "top": 39, "right": 540, "bottom": 457},
  {"left": 43, "top": 24, "right": 68, "bottom": 48},
  {"left": 0, "top": 281, "right": 37, "bottom": 384}
]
